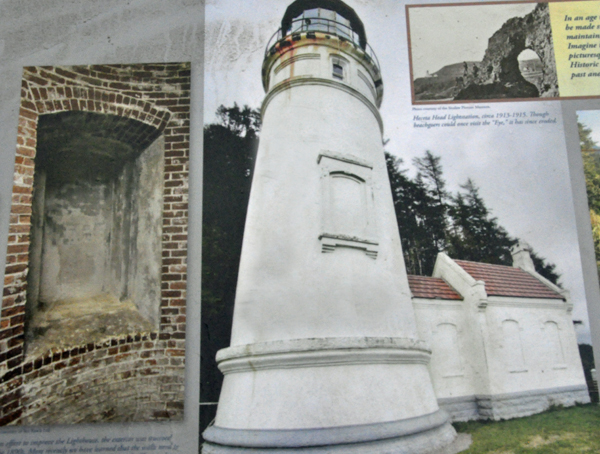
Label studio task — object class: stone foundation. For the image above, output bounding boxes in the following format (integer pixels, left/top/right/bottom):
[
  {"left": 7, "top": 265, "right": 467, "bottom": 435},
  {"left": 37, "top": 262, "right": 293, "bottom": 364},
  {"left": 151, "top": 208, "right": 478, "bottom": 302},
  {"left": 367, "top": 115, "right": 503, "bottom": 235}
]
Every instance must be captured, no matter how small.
[
  {"left": 476, "top": 386, "right": 591, "bottom": 420},
  {"left": 203, "top": 411, "right": 457, "bottom": 454},
  {"left": 437, "top": 396, "right": 479, "bottom": 422},
  {"left": 439, "top": 386, "right": 590, "bottom": 422}
]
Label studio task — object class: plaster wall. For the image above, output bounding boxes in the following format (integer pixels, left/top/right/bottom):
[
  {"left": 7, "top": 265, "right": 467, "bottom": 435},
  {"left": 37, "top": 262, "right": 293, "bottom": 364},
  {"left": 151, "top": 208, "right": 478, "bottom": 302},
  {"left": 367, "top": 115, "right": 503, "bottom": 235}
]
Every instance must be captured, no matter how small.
[
  {"left": 216, "top": 363, "right": 439, "bottom": 430},
  {"left": 415, "top": 294, "right": 589, "bottom": 421},
  {"left": 422, "top": 253, "right": 589, "bottom": 420},
  {"left": 127, "top": 136, "right": 165, "bottom": 327},
  {"left": 33, "top": 134, "right": 163, "bottom": 328},
  {"left": 109, "top": 160, "right": 135, "bottom": 302},
  {"left": 413, "top": 301, "right": 478, "bottom": 401},
  {"left": 267, "top": 43, "right": 378, "bottom": 106},
  {"left": 482, "top": 300, "right": 586, "bottom": 396},
  {"left": 39, "top": 179, "right": 113, "bottom": 303},
  {"left": 231, "top": 81, "right": 410, "bottom": 346},
  {"left": 430, "top": 253, "right": 493, "bottom": 398},
  {"left": 211, "top": 31, "right": 452, "bottom": 449}
]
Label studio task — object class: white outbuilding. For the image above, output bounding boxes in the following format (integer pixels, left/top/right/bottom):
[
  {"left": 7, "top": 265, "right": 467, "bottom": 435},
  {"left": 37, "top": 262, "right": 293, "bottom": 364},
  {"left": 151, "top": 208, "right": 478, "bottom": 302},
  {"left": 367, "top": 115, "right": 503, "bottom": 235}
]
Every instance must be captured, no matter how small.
[{"left": 410, "top": 242, "right": 590, "bottom": 421}]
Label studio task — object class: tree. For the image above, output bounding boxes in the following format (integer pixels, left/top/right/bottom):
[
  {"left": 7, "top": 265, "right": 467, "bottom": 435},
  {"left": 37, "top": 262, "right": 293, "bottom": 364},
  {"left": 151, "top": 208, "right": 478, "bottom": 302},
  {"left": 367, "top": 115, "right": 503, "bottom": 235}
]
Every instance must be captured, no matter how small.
[
  {"left": 579, "top": 121, "right": 600, "bottom": 212},
  {"left": 413, "top": 150, "right": 449, "bottom": 255},
  {"left": 529, "top": 249, "right": 562, "bottom": 286},
  {"left": 578, "top": 119, "right": 600, "bottom": 278},
  {"left": 579, "top": 120, "right": 597, "bottom": 151},
  {"left": 201, "top": 105, "right": 260, "bottom": 413},
  {"left": 216, "top": 103, "right": 261, "bottom": 138},
  {"left": 386, "top": 151, "right": 560, "bottom": 284},
  {"left": 447, "top": 179, "right": 514, "bottom": 265},
  {"left": 386, "top": 152, "right": 445, "bottom": 275},
  {"left": 578, "top": 343, "right": 598, "bottom": 403},
  {"left": 590, "top": 210, "right": 600, "bottom": 273},
  {"left": 413, "top": 150, "right": 448, "bottom": 207}
]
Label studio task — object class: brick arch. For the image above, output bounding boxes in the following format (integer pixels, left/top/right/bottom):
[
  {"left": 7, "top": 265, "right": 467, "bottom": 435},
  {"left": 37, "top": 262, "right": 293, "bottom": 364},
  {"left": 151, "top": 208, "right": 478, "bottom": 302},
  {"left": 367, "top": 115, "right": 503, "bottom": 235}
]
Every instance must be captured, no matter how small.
[
  {"left": 1, "top": 63, "right": 189, "bottom": 426},
  {"left": 24, "top": 86, "right": 171, "bottom": 131},
  {"left": 38, "top": 111, "right": 163, "bottom": 153}
]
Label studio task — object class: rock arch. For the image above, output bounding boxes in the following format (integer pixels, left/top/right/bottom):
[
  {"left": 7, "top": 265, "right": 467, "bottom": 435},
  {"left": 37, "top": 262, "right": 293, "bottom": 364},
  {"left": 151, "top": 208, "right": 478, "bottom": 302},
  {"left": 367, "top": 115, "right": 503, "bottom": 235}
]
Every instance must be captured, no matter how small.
[{"left": 456, "top": 3, "right": 557, "bottom": 100}]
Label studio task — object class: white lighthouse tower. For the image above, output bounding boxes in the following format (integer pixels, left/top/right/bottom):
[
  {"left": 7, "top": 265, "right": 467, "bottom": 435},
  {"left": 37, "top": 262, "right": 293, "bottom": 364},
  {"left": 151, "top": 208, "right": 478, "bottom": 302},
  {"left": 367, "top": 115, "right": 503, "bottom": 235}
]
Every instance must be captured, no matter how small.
[{"left": 203, "top": 1, "right": 457, "bottom": 452}]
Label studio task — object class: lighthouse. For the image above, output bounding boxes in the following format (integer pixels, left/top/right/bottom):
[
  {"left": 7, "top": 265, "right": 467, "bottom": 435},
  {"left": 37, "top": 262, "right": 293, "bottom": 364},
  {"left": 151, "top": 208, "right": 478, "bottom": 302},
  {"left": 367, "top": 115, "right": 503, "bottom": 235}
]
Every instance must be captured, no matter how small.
[{"left": 203, "top": 1, "right": 457, "bottom": 452}]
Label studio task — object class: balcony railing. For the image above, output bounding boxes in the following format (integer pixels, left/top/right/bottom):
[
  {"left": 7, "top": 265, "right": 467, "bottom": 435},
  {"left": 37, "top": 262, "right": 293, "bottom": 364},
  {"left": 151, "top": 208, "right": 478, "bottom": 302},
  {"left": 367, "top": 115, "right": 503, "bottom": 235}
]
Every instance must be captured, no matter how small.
[{"left": 264, "top": 17, "right": 381, "bottom": 74}]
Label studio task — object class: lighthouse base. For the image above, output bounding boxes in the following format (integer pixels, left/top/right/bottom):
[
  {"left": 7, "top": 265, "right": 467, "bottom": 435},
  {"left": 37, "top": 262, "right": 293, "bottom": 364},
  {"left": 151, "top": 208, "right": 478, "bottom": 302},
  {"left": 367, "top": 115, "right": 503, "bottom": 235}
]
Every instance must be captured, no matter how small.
[
  {"left": 202, "top": 412, "right": 457, "bottom": 454},
  {"left": 203, "top": 338, "right": 459, "bottom": 453}
]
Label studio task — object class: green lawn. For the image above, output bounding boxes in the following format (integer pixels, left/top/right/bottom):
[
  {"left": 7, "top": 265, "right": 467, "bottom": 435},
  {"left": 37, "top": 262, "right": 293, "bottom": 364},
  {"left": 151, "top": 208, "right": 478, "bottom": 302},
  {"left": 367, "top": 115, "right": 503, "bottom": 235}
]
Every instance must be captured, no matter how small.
[{"left": 454, "top": 404, "right": 600, "bottom": 453}]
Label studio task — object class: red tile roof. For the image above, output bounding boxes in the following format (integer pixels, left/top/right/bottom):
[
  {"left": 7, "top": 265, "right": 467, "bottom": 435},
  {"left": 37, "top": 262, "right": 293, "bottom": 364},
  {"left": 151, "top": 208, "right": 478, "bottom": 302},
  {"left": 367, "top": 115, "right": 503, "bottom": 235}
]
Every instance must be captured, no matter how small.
[
  {"left": 407, "top": 275, "right": 463, "bottom": 300},
  {"left": 455, "top": 260, "right": 564, "bottom": 300}
]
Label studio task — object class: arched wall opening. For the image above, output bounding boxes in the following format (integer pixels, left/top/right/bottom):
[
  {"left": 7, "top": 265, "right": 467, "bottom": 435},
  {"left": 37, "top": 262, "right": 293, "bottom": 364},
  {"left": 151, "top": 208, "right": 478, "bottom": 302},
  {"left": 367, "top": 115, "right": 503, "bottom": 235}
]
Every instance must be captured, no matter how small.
[
  {"left": 2, "top": 63, "right": 189, "bottom": 426},
  {"left": 26, "top": 112, "right": 164, "bottom": 357},
  {"left": 517, "top": 49, "right": 543, "bottom": 92}
]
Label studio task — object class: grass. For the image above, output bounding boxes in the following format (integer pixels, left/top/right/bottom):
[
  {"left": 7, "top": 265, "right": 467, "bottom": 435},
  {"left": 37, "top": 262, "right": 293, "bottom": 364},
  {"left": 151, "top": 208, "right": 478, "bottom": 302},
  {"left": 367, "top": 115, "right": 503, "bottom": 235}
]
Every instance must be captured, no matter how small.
[{"left": 453, "top": 404, "right": 600, "bottom": 453}]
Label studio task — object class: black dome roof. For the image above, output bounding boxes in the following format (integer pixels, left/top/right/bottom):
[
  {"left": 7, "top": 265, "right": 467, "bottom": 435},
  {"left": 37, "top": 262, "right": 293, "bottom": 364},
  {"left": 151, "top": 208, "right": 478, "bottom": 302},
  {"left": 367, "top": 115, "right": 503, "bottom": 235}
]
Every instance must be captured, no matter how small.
[{"left": 281, "top": 0, "right": 367, "bottom": 49}]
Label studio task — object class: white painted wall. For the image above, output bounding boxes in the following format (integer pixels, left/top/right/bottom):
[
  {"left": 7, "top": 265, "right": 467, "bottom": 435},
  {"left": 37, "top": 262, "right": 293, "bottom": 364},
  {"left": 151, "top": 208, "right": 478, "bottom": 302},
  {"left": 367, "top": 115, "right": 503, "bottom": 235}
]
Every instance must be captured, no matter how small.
[
  {"left": 231, "top": 38, "right": 411, "bottom": 346},
  {"left": 213, "top": 30, "right": 448, "bottom": 441},
  {"left": 413, "top": 301, "right": 479, "bottom": 400},
  {"left": 483, "top": 300, "right": 586, "bottom": 396},
  {"left": 419, "top": 252, "right": 589, "bottom": 420}
]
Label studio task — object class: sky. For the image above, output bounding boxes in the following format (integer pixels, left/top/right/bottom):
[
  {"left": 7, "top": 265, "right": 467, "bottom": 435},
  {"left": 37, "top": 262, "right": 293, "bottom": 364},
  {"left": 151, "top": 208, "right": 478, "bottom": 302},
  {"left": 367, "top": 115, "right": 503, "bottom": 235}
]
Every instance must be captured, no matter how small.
[{"left": 204, "top": 0, "right": 593, "bottom": 343}]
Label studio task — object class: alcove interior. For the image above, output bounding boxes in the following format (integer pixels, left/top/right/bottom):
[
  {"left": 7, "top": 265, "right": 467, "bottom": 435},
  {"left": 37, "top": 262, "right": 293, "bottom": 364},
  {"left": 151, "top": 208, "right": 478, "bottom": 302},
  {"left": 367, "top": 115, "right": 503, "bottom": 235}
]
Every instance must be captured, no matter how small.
[{"left": 26, "top": 111, "right": 164, "bottom": 357}]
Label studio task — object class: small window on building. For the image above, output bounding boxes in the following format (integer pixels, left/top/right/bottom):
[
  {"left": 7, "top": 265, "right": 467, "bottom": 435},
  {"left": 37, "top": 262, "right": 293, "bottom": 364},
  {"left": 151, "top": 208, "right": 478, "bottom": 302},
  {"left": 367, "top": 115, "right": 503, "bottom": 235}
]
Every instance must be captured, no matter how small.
[
  {"left": 332, "top": 62, "right": 344, "bottom": 80},
  {"left": 331, "top": 56, "right": 348, "bottom": 81}
]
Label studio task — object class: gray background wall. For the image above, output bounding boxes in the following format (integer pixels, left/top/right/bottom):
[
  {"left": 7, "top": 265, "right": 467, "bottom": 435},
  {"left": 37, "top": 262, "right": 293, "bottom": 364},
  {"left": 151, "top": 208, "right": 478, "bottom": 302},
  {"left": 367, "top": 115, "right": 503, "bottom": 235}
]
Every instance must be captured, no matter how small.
[{"left": 0, "top": 0, "right": 202, "bottom": 450}]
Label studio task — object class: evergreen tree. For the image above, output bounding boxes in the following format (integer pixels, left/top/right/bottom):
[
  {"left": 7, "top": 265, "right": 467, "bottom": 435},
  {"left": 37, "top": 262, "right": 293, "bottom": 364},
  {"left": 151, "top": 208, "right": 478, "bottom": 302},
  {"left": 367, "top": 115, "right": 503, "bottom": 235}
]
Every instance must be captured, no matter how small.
[
  {"left": 530, "top": 249, "right": 561, "bottom": 286},
  {"left": 386, "top": 152, "right": 443, "bottom": 275},
  {"left": 386, "top": 151, "right": 561, "bottom": 284},
  {"left": 579, "top": 120, "right": 597, "bottom": 151},
  {"left": 201, "top": 104, "right": 260, "bottom": 415},
  {"left": 413, "top": 151, "right": 449, "bottom": 261},
  {"left": 216, "top": 103, "right": 261, "bottom": 138},
  {"left": 447, "top": 179, "right": 514, "bottom": 265},
  {"left": 413, "top": 150, "right": 448, "bottom": 207},
  {"left": 579, "top": 121, "right": 600, "bottom": 212},
  {"left": 578, "top": 119, "right": 600, "bottom": 276}
]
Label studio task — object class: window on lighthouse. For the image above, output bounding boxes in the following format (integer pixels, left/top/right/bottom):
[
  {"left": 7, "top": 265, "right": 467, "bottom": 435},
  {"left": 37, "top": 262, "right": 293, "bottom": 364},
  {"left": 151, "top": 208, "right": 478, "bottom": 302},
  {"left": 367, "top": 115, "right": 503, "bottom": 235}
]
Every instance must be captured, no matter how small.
[
  {"left": 332, "top": 62, "right": 344, "bottom": 80},
  {"left": 331, "top": 57, "right": 347, "bottom": 81},
  {"left": 298, "top": 8, "right": 352, "bottom": 39}
]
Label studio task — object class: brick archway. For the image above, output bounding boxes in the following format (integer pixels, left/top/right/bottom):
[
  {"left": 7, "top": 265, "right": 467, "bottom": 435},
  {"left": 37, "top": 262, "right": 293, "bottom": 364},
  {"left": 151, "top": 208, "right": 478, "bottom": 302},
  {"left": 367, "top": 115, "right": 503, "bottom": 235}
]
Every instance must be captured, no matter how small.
[{"left": 2, "top": 63, "right": 190, "bottom": 425}]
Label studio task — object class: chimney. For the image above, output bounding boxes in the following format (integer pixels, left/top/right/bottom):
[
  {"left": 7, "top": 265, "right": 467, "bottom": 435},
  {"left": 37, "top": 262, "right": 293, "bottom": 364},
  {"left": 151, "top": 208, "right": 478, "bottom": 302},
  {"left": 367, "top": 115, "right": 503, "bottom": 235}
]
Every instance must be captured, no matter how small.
[{"left": 511, "top": 240, "right": 535, "bottom": 273}]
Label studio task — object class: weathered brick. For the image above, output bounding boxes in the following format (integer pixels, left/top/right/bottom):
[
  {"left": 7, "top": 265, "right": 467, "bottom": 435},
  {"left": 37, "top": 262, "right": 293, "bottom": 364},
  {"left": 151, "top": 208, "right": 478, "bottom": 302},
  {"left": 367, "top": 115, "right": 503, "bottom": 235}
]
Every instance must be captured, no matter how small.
[{"left": 3, "top": 63, "right": 189, "bottom": 425}]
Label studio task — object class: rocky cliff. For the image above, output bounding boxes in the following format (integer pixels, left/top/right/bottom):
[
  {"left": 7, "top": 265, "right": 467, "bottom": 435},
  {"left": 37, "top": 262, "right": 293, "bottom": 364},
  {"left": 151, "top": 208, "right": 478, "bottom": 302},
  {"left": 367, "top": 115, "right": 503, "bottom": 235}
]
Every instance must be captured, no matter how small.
[{"left": 455, "top": 3, "right": 558, "bottom": 100}]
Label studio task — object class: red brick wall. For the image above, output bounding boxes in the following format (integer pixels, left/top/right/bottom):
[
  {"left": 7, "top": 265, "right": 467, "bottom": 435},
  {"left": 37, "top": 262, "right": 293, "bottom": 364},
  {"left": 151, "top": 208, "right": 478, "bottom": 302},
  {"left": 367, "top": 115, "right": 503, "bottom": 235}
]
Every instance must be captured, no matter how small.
[
  {"left": 1, "top": 63, "right": 190, "bottom": 425},
  {"left": 20, "top": 333, "right": 184, "bottom": 424}
]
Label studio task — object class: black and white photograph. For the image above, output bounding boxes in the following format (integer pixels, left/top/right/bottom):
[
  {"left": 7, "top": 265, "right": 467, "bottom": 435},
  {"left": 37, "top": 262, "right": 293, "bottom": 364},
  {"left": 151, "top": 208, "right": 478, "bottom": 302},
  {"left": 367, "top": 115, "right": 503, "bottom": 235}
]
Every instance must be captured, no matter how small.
[{"left": 408, "top": 2, "right": 558, "bottom": 102}]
